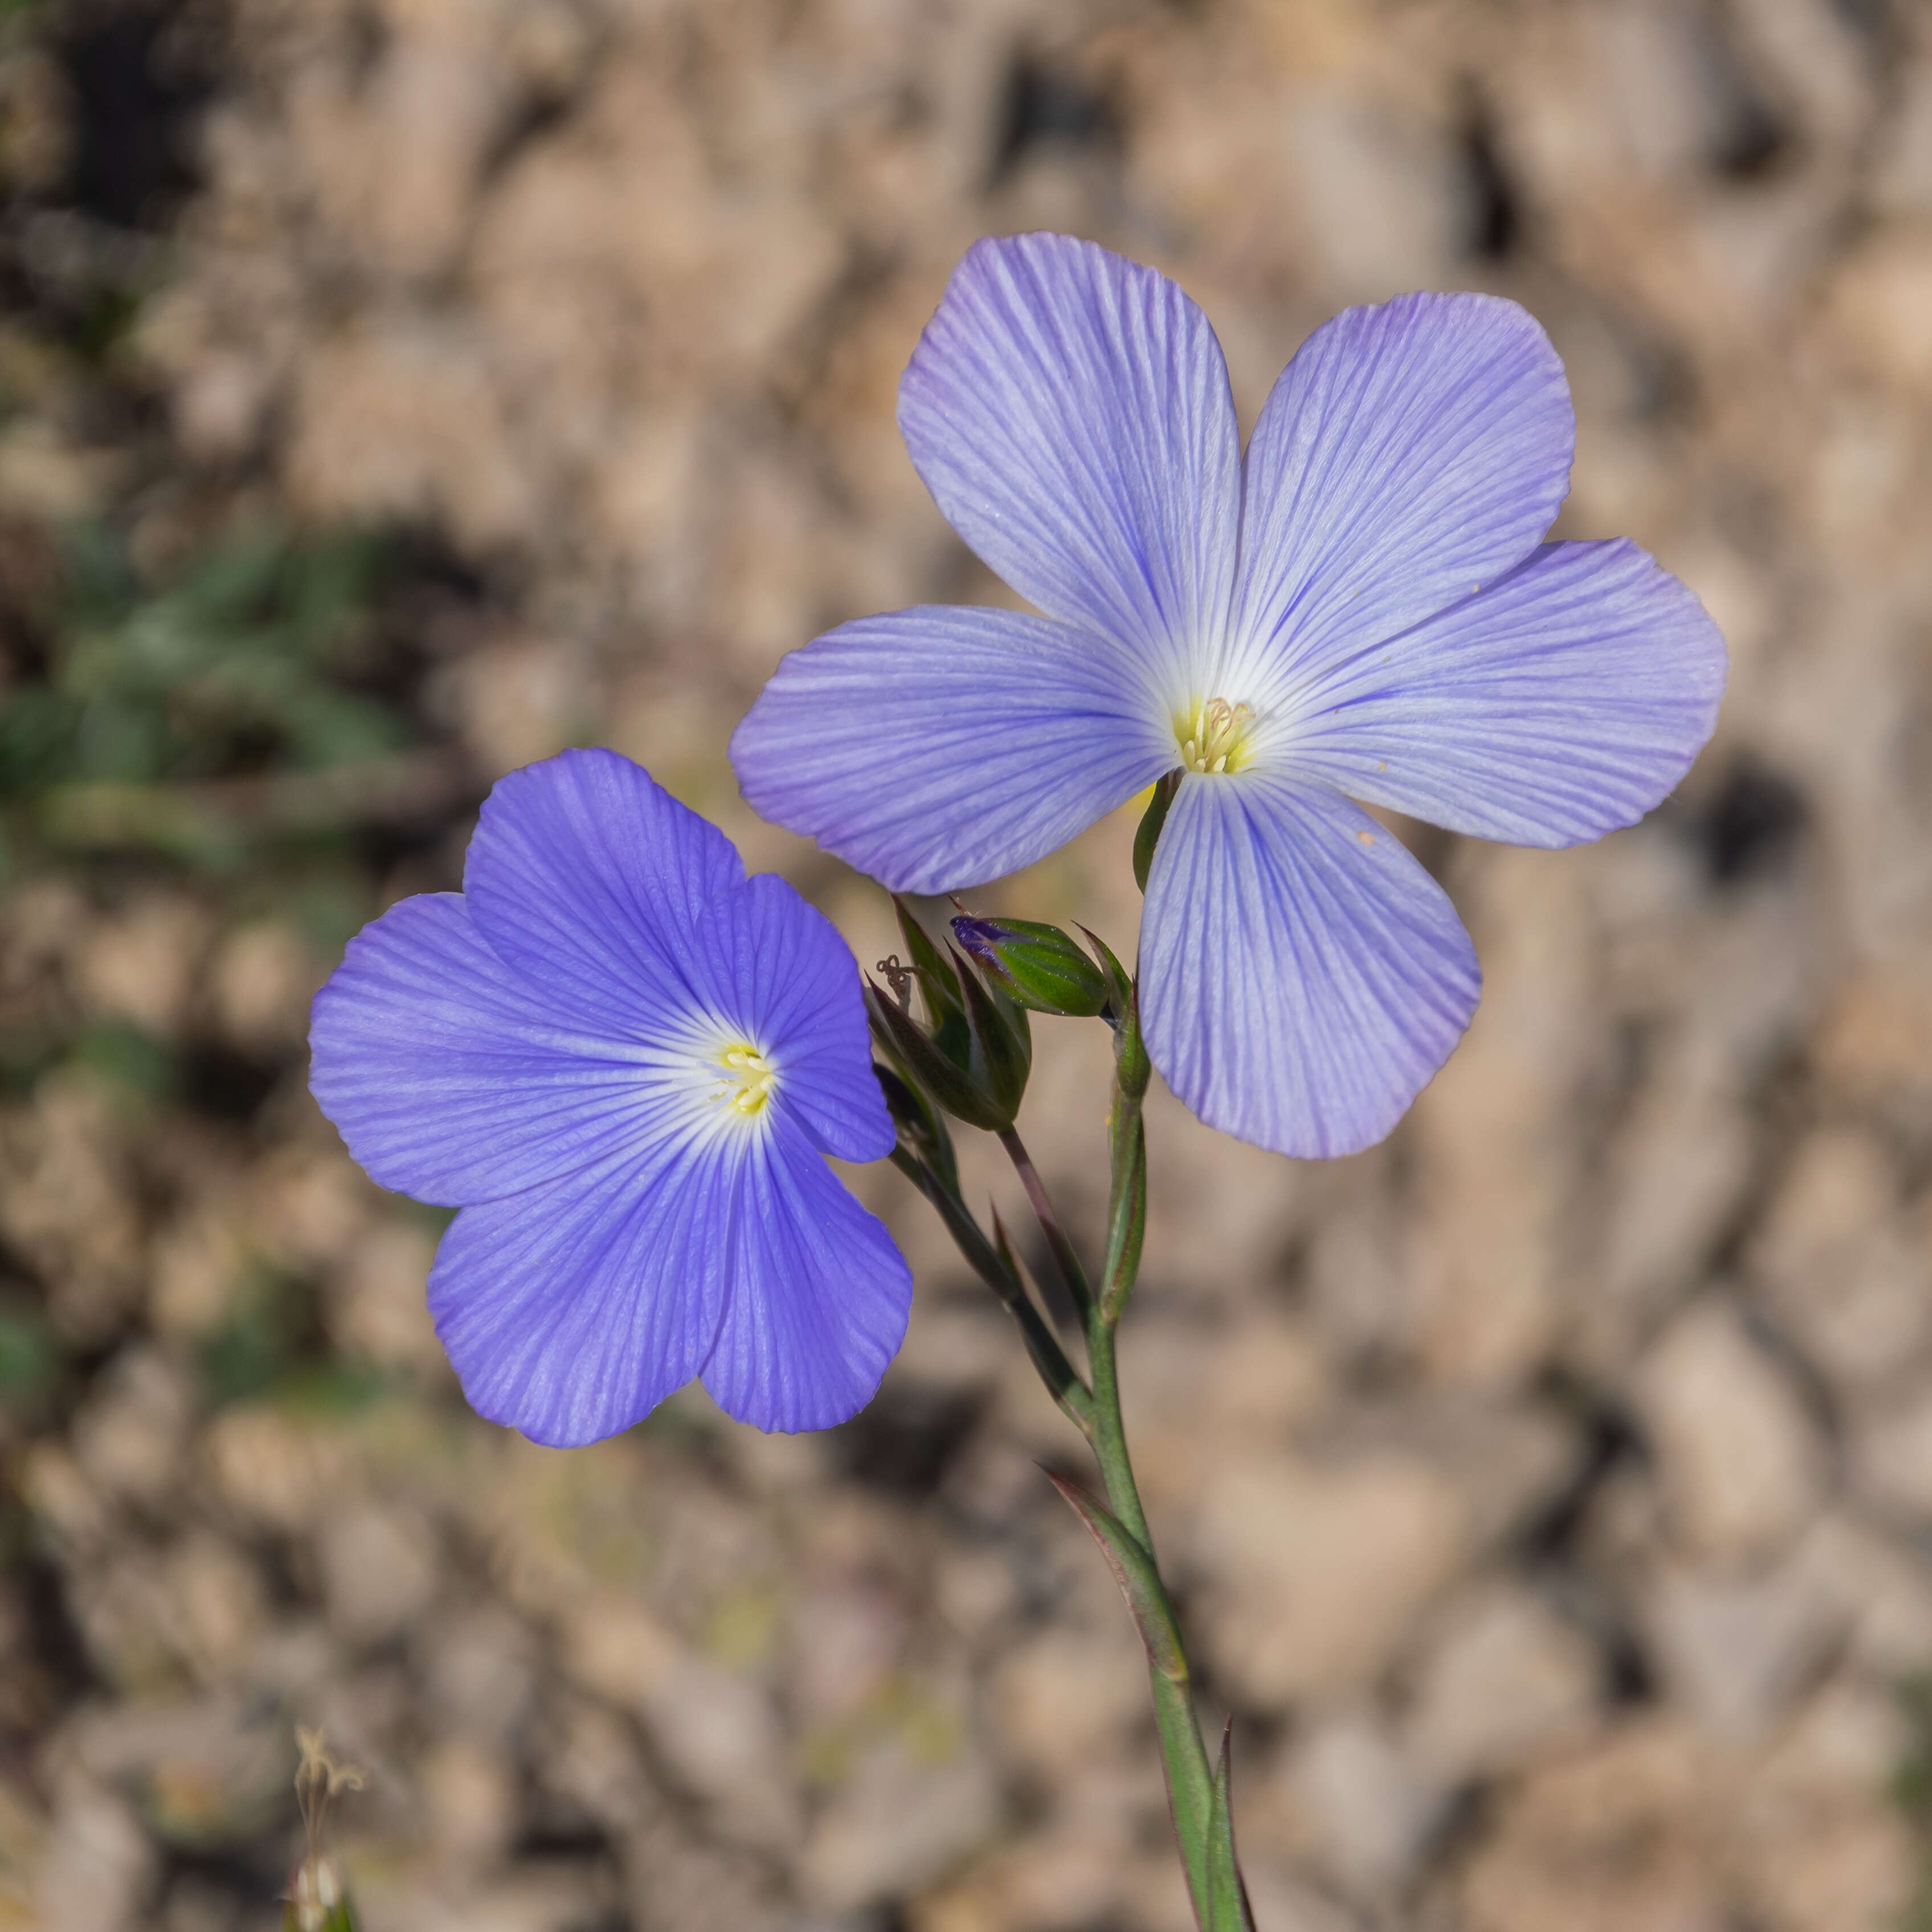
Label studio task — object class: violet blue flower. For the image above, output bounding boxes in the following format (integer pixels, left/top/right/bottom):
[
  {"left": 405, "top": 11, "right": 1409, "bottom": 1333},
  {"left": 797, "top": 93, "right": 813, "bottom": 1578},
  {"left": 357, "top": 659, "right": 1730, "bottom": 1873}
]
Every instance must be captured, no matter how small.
[
  {"left": 731, "top": 233, "right": 1726, "bottom": 1157},
  {"left": 309, "top": 748, "right": 910, "bottom": 1444}
]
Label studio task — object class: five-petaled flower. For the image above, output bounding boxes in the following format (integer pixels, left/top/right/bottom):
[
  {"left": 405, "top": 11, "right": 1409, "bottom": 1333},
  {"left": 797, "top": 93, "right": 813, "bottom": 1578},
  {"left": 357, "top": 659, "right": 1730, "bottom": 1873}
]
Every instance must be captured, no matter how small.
[
  {"left": 731, "top": 232, "right": 1727, "bottom": 1157},
  {"left": 309, "top": 749, "right": 910, "bottom": 1444}
]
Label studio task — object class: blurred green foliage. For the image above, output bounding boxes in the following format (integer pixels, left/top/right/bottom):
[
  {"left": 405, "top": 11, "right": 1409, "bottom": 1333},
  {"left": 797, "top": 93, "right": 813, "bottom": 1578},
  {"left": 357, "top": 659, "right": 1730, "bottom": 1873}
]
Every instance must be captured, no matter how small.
[
  {"left": 197, "top": 1266, "right": 393, "bottom": 1416},
  {"left": 0, "top": 1300, "right": 56, "bottom": 1404},
  {"left": 0, "top": 516, "right": 440, "bottom": 1424},
  {"left": 1894, "top": 1676, "right": 1932, "bottom": 1932},
  {"left": 2, "top": 522, "right": 416, "bottom": 875}
]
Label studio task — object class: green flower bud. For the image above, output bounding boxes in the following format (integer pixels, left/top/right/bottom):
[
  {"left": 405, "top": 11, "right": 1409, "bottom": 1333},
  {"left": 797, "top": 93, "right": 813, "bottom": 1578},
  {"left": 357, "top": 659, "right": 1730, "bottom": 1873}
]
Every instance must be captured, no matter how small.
[
  {"left": 873, "top": 1061, "right": 960, "bottom": 1194},
  {"left": 867, "top": 973, "right": 1023, "bottom": 1132},
  {"left": 950, "top": 915, "right": 1111, "bottom": 1019},
  {"left": 864, "top": 903, "right": 1034, "bottom": 1133},
  {"left": 950, "top": 941, "right": 1032, "bottom": 1120}
]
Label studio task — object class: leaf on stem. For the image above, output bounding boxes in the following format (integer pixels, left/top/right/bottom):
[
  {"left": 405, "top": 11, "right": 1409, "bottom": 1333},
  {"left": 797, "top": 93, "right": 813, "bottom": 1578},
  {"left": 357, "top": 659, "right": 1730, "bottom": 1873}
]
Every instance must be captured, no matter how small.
[
  {"left": 1204, "top": 1722, "right": 1257, "bottom": 1932},
  {"left": 1098, "top": 1109, "right": 1146, "bottom": 1327},
  {"left": 1044, "top": 1471, "right": 1186, "bottom": 1685}
]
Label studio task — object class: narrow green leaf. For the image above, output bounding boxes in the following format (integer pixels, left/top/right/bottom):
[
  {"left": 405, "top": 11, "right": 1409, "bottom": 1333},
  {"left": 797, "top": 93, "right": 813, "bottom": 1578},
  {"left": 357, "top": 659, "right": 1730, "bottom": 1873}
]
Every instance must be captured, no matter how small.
[
  {"left": 1098, "top": 1108, "right": 1146, "bottom": 1326},
  {"left": 1049, "top": 1469, "right": 1214, "bottom": 1922},
  {"left": 1205, "top": 1723, "right": 1257, "bottom": 1932},
  {"left": 885, "top": 1149, "right": 1093, "bottom": 1432},
  {"left": 1098, "top": 995, "right": 1151, "bottom": 1325},
  {"left": 1044, "top": 1471, "right": 1186, "bottom": 1682}
]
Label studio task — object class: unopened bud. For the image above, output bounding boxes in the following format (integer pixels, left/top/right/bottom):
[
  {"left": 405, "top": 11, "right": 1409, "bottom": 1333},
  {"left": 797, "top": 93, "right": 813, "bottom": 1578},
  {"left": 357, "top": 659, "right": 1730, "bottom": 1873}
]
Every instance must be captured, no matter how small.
[
  {"left": 951, "top": 916, "right": 1111, "bottom": 1019},
  {"left": 874, "top": 1061, "right": 960, "bottom": 1193}
]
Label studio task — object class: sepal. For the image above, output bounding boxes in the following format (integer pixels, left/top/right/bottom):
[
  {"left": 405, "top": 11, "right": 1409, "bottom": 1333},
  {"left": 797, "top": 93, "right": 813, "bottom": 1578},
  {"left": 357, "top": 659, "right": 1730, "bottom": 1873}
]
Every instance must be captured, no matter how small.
[
  {"left": 865, "top": 977, "right": 1012, "bottom": 1132},
  {"left": 950, "top": 914, "right": 1111, "bottom": 1018},
  {"left": 1077, "top": 924, "right": 1135, "bottom": 1028},
  {"left": 862, "top": 914, "right": 1032, "bottom": 1133},
  {"left": 951, "top": 941, "right": 1032, "bottom": 1123},
  {"left": 1133, "top": 772, "right": 1181, "bottom": 893},
  {"left": 891, "top": 896, "right": 966, "bottom": 1036}
]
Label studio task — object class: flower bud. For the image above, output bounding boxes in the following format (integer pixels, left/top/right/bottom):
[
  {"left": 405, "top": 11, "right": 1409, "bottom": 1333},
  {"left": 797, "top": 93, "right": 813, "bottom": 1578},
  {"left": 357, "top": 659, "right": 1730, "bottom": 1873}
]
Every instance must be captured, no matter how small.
[
  {"left": 873, "top": 1061, "right": 960, "bottom": 1193},
  {"left": 864, "top": 900, "right": 1034, "bottom": 1133},
  {"left": 868, "top": 972, "right": 1025, "bottom": 1132},
  {"left": 950, "top": 941, "right": 1032, "bottom": 1121},
  {"left": 1132, "top": 772, "right": 1179, "bottom": 893},
  {"left": 950, "top": 916, "right": 1110, "bottom": 1019}
]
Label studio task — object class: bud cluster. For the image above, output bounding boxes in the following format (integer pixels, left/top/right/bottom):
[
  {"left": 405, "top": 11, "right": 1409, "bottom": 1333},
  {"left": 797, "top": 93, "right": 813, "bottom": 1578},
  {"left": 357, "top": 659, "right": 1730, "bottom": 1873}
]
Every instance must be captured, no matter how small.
[{"left": 865, "top": 901, "right": 1125, "bottom": 1140}]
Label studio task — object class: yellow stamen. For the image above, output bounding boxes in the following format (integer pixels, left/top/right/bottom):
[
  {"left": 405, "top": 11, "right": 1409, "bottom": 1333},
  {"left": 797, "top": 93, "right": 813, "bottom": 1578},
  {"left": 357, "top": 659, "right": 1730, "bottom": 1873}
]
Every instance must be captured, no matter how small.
[
  {"left": 1177, "top": 696, "right": 1254, "bottom": 774},
  {"left": 717, "top": 1043, "right": 776, "bottom": 1117}
]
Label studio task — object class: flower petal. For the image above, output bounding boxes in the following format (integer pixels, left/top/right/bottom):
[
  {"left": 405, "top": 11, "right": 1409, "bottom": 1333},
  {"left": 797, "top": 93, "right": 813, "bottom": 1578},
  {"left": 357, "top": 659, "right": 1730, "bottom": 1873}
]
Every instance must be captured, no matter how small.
[
  {"left": 700, "top": 1116, "right": 912, "bottom": 1433},
  {"left": 899, "top": 231, "right": 1240, "bottom": 690},
  {"left": 428, "top": 1133, "right": 734, "bottom": 1447},
  {"left": 1141, "top": 773, "right": 1480, "bottom": 1159},
  {"left": 1280, "top": 539, "right": 1727, "bottom": 845},
  {"left": 684, "top": 873, "right": 894, "bottom": 1162},
  {"left": 309, "top": 893, "right": 696, "bottom": 1206},
  {"left": 1226, "top": 293, "right": 1574, "bottom": 706},
  {"left": 464, "top": 748, "right": 745, "bottom": 1033},
  {"left": 730, "top": 604, "right": 1172, "bottom": 893}
]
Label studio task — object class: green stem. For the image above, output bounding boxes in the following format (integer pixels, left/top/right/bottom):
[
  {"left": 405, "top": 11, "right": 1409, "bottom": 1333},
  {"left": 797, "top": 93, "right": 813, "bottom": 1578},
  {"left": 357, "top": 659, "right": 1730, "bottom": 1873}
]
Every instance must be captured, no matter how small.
[
  {"left": 997, "top": 1125, "right": 1096, "bottom": 1326},
  {"left": 888, "top": 1145, "right": 1093, "bottom": 1435},
  {"left": 1085, "top": 995, "right": 1214, "bottom": 1922},
  {"left": 1099, "top": 1009, "right": 1150, "bottom": 1325},
  {"left": 1090, "top": 1317, "right": 1215, "bottom": 1923},
  {"left": 1004, "top": 1001, "right": 1213, "bottom": 1918},
  {"left": 889, "top": 988, "right": 1216, "bottom": 1926}
]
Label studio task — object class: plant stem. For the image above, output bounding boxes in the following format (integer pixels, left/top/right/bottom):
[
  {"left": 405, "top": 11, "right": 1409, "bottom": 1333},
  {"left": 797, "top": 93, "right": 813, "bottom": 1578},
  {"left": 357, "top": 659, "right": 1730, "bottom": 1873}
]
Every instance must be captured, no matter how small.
[
  {"left": 1085, "top": 995, "right": 1215, "bottom": 1923},
  {"left": 997, "top": 1125, "right": 1095, "bottom": 1325},
  {"left": 888, "top": 1145, "right": 1093, "bottom": 1435},
  {"left": 890, "top": 986, "right": 1218, "bottom": 1925}
]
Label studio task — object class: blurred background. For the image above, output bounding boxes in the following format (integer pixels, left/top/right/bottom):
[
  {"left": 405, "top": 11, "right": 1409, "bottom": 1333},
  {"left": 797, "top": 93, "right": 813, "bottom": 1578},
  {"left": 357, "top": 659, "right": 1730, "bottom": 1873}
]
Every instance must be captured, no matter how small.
[{"left": 2, "top": 0, "right": 1930, "bottom": 1927}]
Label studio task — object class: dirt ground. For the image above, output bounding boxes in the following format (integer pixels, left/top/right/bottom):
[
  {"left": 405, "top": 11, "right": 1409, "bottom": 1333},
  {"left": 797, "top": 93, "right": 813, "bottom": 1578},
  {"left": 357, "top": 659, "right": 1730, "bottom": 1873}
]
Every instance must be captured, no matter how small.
[{"left": 4, "top": 0, "right": 1932, "bottom": 1927}]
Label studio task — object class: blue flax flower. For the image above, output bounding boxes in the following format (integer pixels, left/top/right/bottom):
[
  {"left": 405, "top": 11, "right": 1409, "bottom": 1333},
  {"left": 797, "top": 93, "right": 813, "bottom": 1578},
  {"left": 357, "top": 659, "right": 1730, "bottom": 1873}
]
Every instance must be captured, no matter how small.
[
  {"left": 309, "top": 749, "right": 910, "bottom": 1444},
  {"left": 732, "top": 233, "right": 1726, "bottom": 1157}
]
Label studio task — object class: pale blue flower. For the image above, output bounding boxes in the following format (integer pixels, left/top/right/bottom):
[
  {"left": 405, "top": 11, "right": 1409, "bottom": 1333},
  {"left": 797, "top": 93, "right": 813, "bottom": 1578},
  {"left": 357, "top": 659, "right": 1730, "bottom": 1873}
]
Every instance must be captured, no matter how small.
[
  {"left": 310, "top": 749, "right": 910, "bottom": 1444},
  {"left": 732, "top": 233, "right": 1726, "bottom": 1156}
]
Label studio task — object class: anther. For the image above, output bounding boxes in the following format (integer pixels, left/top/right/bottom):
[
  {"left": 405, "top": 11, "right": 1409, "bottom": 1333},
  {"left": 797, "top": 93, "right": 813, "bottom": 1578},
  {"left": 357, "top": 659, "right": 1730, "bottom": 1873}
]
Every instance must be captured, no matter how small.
[
  {"left": 1178, "top": 697, "right": 1254, "bottom": 774},
  {"left": 714, "top": 1042, "right": 776, "bottom": 1117}
]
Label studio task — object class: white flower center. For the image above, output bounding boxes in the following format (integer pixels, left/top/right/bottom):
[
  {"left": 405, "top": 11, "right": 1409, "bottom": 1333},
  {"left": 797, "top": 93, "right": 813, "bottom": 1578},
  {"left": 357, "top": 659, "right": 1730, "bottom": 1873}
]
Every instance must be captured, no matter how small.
[
  {"left": 1177, "top": 697, "right": 1255, "bottom": 774},
  {"left": 714, "top": 1041, "right": 775, "bottom": 1118}
]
